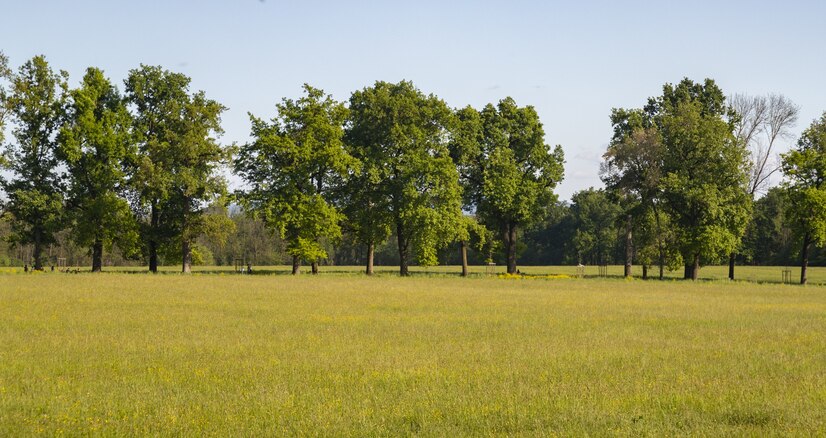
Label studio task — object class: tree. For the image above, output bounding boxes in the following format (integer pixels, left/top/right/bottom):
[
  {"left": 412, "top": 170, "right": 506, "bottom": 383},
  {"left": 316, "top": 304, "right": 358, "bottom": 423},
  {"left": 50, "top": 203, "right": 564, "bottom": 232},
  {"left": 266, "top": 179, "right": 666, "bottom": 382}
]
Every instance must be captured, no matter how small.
[
  {"left": 0, "top": 56, "right": 67, "bottom": 270},
  {"left": 568, "top": 188, "right": 621, "bottom": 265},
  {"left": 727, "top": 93, "right": 799, "bottom": 279},
  {"left": 57, "top": 67, "right": 138, "bottom": 272},
  {"left": 235, "top": 84, "right": 356, "bottom": 275},
  {"left": 781, "top": 112, "right": 826, "bottom": 284},
  {"left": 649, "top": 79, "right": 751, "bottom": 280},
  {"left": 740, "top": 187, "right": 793, "bottom": 266},
  {"left": 343, "top": 80, "right": 463, "bottom": 276},
  {"left": 125, "top": 65, "right": 230, "bottom": 273},
  {"left": 449, "top": 106, "right": 490, "bottom": 276},
  {"left": 602, "top": 108, "right": 665, "bottom": 278},
  {"left": 460, "top": 98, "right": 565, "bottom": 274}
]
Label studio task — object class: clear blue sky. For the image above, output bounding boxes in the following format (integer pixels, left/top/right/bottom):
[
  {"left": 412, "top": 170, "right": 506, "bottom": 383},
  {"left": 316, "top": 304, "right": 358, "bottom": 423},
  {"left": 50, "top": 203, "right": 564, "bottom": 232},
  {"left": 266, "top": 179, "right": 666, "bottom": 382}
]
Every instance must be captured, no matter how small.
[{"left": 3, "top": 0, "right": 825, "bottom": 200}]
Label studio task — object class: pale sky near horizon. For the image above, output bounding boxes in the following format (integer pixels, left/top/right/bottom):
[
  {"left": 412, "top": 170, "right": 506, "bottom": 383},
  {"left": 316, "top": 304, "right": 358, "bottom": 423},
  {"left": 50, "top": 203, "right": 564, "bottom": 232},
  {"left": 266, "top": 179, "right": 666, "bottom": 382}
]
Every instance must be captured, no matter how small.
[{"left": 3, "top": 0, "right": 825, "bottom": 201}]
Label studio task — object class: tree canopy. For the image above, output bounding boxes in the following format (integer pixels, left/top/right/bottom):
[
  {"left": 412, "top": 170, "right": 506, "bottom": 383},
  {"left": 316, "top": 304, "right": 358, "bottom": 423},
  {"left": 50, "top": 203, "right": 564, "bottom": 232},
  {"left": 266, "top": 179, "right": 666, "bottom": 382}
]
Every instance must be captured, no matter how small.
[
  {"left": 781, "top": 112, "right": 826, "bottom": 284},
  {"left": 0, "top": 56, "right": 67, "bottom": 270},
  {"left": 58, "top": 67, "right": 138, "bottom": 271},
  {"left": 455, "top": 98, "right": 565, "bottom": 274},
  {"left": 343, "top": 80, "right": 464, "bottom": 276},
  {"left": 235, "top": 84, "right": 356, "bottom": 274}
]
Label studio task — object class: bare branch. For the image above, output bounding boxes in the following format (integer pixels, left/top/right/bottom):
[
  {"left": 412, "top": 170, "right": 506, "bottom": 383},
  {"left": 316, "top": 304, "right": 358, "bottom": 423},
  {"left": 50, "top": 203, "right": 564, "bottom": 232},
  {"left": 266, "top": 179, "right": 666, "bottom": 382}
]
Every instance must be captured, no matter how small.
[{"left": 731, "top": 93, "right": 799, "bottom": 195}]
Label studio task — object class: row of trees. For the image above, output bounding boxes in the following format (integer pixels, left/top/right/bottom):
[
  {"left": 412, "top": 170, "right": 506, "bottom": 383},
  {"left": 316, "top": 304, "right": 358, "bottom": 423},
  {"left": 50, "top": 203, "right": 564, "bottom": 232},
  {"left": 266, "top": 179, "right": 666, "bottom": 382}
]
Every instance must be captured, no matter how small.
[
  {"left": 0, "top": 54, "right": 231, "bottom": 272},
  {"left": 602, "top": 78, "right": 826, "bottom": 283},
  {"left": 0, "top": 54, "right": 564, "bottom": 275},
  {"left": 2, "top": 53, "right": 825, "bottom": 282}
]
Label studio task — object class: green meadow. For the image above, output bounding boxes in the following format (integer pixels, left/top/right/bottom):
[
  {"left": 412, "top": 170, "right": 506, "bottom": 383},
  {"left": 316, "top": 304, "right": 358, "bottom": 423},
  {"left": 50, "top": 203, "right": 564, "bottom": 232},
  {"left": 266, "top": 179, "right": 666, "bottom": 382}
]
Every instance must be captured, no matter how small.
[{"left": 1, "top": 271, "right": 825, "bottom": 435}]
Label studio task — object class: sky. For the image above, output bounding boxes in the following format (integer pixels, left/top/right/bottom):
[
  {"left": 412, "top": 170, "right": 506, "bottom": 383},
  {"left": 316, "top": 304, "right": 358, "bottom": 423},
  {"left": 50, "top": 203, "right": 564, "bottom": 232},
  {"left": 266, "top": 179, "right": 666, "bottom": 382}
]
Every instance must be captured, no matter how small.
[{"left": 3, "top": 0, "right": 825, "bottom": 201}]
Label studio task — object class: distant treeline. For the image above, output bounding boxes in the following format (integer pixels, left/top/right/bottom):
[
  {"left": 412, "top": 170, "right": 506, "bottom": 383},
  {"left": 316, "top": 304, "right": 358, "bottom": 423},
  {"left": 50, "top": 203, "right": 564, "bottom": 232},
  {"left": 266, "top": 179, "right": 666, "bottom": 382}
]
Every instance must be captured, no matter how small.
[{"left": 1, "top": 53, "right": 825, "bottom": 282}]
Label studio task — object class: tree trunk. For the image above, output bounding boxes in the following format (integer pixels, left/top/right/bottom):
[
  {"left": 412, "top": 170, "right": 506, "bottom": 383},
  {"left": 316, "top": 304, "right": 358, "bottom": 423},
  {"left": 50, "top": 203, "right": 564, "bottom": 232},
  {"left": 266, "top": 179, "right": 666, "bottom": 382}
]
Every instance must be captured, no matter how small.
[
  {"left": 366, "top": 243, "right": 374, "bottom": 276},
  {"left": 311, "top": 261, "right": 318, "bottom": 275},
  {"left": 691, "top": 253, "right": 700, "bottom": 281},
  {"left": 92, "top": 238, "right": 103, "bottom": 273},
  {"left": 292, "top": 255, "right": 300, "bottom": 275},
  {"left": 33, "top": 230, "right": 43, "bottom": 271},
  {"left": 801, "top": 232, "right": 811, "bottom": 285},
  {"left": 397, "top": 223, "right": 409, "bottom": 277},
  {"left": 149, "top": 203, "right": 159, "bottom": 273},
  {"left": 642, "top": 264, "right": 648, "bottom": 280},
  {"left": 460, "top": 240, "right": 468, "bottom": 277},
  {"left": 505, "top": 224, "right": 517, "bottom": 274},
  {"left": 624, "top": 214, "right": 633, "bottom": 278},
  {"left": 653, "top": 206, "right": 664, "bottom": 280},
  {"left": 728, "top": 252, "right": 735, "bottom": 281},
  {"left": 182, "top": 239, "right": 192, "bottom": 273},
  {"left": 684, "top": 263, "right": 691, "bottom": 280}
]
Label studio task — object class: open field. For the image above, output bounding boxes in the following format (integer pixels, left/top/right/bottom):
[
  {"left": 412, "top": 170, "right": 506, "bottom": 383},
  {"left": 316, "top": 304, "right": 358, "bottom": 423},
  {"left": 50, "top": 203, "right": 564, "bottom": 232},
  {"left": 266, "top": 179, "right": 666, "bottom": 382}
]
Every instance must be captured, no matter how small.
[{"left": 1, "top": 274, "right": 825, "bottom": 435}]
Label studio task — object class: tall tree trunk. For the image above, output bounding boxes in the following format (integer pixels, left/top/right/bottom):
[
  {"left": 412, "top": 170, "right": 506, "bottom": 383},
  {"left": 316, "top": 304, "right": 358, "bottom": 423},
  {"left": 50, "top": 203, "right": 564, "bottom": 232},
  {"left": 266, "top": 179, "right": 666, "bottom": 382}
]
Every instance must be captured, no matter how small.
[
  {"left": 460, "top": 240, "right": 468, "bottom": 277},
  {"left": 182, "top": 238, "right": 192, "bottom": 273},
  {"left": 397, "top": 223, "right": 409, "bottom": 277},
  {"left": 149, "top": 203, "right": 159, "bottom": 273},
  {"left": 292, "top": 255, "right": 300, "bottom": 275},
  {"left": 728, "top": 252, "right": 735, "bottom": 281},
  {"left": 800, "top": 232, "right": 811, "bottom": 285},
  {"left": 653, "top": 205, "right": 665, "bottom": 280},
  {"left": 691, "top": 253, "right": 700, "bottom": 281},
  {"left": 505, "top": 223, "right": 517, "bottom": 274},
  {"left": 311, "top": 261, "right": 318, "bottom": 275},
  {"left": 642, "top": 264, "right": 648, "bottom": 280},
  {"left": 92, "top": 238, "right": 103, "bottom": 273},
  {"left": 33, "top": 229, "right": 43, "bottom": 271},
  {"left": 366, "top": 243, "right": 374, "bottom": 276},
  {"left": 624, "top": 214, "right": 633, "bottom": 278},
  {"left": 181, "top": 199, "right": 191, "bottom": 274}
]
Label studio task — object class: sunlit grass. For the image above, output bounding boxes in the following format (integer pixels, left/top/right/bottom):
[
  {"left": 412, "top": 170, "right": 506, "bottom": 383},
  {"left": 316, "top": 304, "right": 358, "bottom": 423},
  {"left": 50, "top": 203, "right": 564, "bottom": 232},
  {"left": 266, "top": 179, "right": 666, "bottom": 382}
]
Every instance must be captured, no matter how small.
[{"left": 1, "top": 274, "right": 825, "bottom": 435}]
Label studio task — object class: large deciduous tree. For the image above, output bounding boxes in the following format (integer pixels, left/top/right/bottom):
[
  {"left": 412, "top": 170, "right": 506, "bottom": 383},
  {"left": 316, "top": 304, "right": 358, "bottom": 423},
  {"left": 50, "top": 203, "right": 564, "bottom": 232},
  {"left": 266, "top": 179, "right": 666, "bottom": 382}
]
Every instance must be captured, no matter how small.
[
  {"left": 604, "top": 79, "right": 751, "bottom": 280},
  {"left": 125, "top": 65, "right": 229, "bottom": 273},
  {"left": 57, "top": 67, "right": 139, "bottom": 272},
  {"left": 235, "top": 84, "right": 356, "bottom": 275},
  {"left": 0, "top": 56, "right": 67, "bottom": 270},
  {"left": 461, "top": 98, "right": 565, "bottom": 274},
  {"left": 343, "top": 80, "right": 463, "bottom": 276},
  {"left": 652, "top": 79, "right": 751, "bottom": 280},
  {"left": 781, "top": 112, "right": 826, "bottom": 285},
  {"left": 602, "top": 108, "right": 665, "bottom": 278}
]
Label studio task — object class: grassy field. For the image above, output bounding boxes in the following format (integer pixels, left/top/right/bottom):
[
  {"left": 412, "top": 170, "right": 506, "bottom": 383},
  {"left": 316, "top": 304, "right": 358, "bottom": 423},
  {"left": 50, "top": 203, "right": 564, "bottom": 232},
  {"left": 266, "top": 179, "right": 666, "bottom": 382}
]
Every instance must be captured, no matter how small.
[{"left": 1, "top": 273, "right": 825, "bottom": 435}]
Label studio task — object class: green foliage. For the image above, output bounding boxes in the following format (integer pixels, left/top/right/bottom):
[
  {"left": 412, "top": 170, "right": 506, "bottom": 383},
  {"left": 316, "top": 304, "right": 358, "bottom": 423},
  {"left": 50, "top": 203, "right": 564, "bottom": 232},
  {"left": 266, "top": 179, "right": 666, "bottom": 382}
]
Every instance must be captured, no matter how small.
[
  {"left": 454, "top": 99, "right": 565, "bottom": 273},
  {"left": 782, "top": 112, "right": 826, "bottom": 246},
  {"left": 0, "top": 56, "right": 68, "bottom": 269},
  {"left": 58, "top": 67, "right": 140, "bottom": 264},
  {"left": 606, "top": 79, "right": 751, "bottom": 274},
  {"left": 477, "top": 99, "right": 565, "bottom": 231},
  {"left": 125, "top": 65, "right": 230, "bottom": 271},
  {"left": 740, "top": 187, "right": 794, "bottom": 265},
  {"left": 236, "top": 85, "right": 355, "bottom": 265},
  {"left": 343, "top": 81, "right": 463, "bottom": 272},
  {"left": 568, "top": 188, "right": 621, "bottom": 265}
]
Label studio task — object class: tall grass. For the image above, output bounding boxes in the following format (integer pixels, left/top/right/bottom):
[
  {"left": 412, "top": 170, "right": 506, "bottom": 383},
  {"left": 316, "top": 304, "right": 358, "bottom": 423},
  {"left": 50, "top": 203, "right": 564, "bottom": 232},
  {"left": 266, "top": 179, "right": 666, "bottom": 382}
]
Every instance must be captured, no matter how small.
[{"left": 1, "top": 274, "right": 824, "bottom": 435}]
